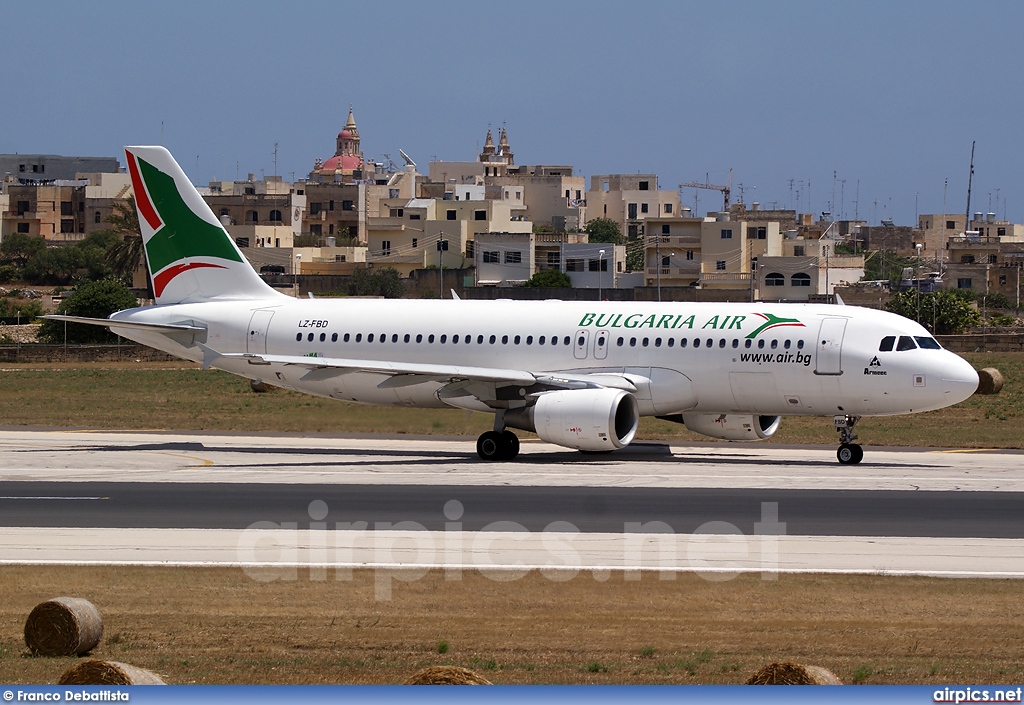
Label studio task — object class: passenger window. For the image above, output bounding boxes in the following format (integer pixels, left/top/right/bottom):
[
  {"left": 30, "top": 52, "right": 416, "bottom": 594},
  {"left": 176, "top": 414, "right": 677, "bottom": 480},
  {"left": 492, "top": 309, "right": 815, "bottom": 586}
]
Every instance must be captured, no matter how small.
[
  {"left": 915, "top": 336, "right": 941, "bottom": 350},
  {"left": 355, "top": 333, "right": 362, "bottom": 343},
  {"left": 489, "top": 335, "right": 496, "bottom": 344},
  {"left": 617, "top": 337, "right": 624, "bottom": 346},
  {"left": 770, "top": 340, "right": 778, "bottom": 349},
  {"left": 641, "top": 338, "right": 649, "bottom": 347},
  {"left": 539, "top": 336, "right": 546, "bottom": 345},
  {"left": 694, "top": 339, "right": 701, "bottom": 349},
  {"left": 896, "top": 335, "right": 917, "bottom": 351},
  {"left": 629, "top": 337, "right": 636, "bottom": 347},
  {"left": 307, "top": 333, "right": 314, "bottom": 342},
  {"left": 667, "top": 338, "right": 674, "bottom": 348},
  {"left": 757, "top": 339, "right": 765, "bottom": 349},
  {"left": 514, "top": 335, "right": 521, "bottom": 345},
  {"left": 427, "top": 334, "right": 434, "bottom": 343},
  {"left": 380, "top": 334, "right": 386, "bottom": 343},
  {"left": 526, "top": 336, "right": 533, "bottom": 345},
  {"left": 331, "top": 333, "right": 338, "bottom": 342},
  {"left": 719, "top": 339, "right": 726, "bottom": 348},
  {"left": 499, "top": 335, "right": 507, "bottom": 344},
  {"left": 797, "top": 340, "right": 804, "bottom": 349},
  {"left": 563, "top": 336, "right": 570, "bottom": 345},
  {"left": 439, "top": 334, "right": 446, "bottom": 344},
  {"left": 784, "top": 340, "right": 791, "bottom": 349},
  {"left": 744, "top": 339, "right": 751, "bottom": 349},
  {"left": 597, "top": 335, "right": 605, "bottom": 346},
  {"left": 879, "top": 336, "right": 895, "bottom": 352},
  {"left": 368, "top": 334, "right": 374, "bottom": 343},
  {"left": 654, "top": 338, "right": 661, "bottom": 347},
  {"left": 320, "top": 333, "right": 326, "bottom": 342},
  {"left": 403, "top": 334, "right": 409, "bottom": 343},
  {"left": 453, "top": 334, "right": 459, "bottom": 344},
  {"left": 391, "top": 334, "right": 398, "bottom": 343},
  {"left": 578, "top": 335, "right": 585, "bottom": 347},
  {"left": 732, "top": 339, "right": 738, "bottom": 348},
  {"left": 477, "top": 335, "right": 484, "bottom": 344},
  {"left": 345, "top": 333, "right": 351, "bottom": 342},
  {"left": 295, "top": 333, "right": 302, "bottom": 342},
  {"left": 416, "top": 334, "right": 422, "bottom": 343},
  {"left": 680, "top": 338, "right": 688, "bottom": 348}
]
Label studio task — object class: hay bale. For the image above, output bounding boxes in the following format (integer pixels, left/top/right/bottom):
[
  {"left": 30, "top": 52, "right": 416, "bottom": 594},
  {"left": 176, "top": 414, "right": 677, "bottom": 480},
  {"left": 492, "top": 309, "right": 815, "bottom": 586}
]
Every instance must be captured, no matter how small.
[
  {"left": 58, "top": 660, "right": 165, "bottom": 685},
  {"left": 976, "top": 368, "right": 1004, "bottom": 395},
  {"left": 746, "top": 662, "right": 842, "bottom": 685},
  {"left": 24, "top": 597, "right": 103, "bottom": 656},
  {"left": 404, "top": 665, "right": 492, "bottom": 685}
]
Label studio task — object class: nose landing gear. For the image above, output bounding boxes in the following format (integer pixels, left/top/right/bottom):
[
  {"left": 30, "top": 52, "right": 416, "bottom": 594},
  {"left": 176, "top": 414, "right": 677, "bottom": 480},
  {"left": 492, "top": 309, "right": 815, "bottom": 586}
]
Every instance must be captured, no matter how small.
[{"left": 833, "top": 415, "right": 863, "bottom": 464}]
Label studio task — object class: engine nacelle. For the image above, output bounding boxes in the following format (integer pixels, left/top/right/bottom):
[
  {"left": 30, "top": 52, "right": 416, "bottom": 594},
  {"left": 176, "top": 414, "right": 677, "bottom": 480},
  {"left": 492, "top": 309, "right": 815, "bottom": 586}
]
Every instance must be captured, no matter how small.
[
  {"left": 678, "top": 413, "right": 781, "bottom": 441},
  {"left": 504, "top": 388, "right": 639, "bottom": 451}
]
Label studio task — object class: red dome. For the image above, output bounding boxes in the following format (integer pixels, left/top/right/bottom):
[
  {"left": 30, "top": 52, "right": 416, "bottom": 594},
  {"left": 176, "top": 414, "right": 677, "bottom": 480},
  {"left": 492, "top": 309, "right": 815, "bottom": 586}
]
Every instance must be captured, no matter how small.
[
  {"left": 321, "top": 154, "right": 363, "bottom": 171},
  {"left": 337, "top": 129, "right": 354, "bottom": 140}
]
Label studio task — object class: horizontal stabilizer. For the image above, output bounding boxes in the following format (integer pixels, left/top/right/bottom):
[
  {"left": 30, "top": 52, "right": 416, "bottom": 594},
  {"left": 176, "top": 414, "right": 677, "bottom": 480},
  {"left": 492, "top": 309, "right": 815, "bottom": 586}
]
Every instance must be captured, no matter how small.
[{"left": 42, "top": 315, "right": 206, "bottom": 333}]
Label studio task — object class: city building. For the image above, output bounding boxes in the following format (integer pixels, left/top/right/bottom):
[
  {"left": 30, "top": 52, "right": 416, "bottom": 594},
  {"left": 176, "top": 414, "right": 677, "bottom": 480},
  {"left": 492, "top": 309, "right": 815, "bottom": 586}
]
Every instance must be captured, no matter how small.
[
  {"left": 0, "top": 154, "right": 120, "bottom": 184},
  {"left": 757, "top": 236, "right": 865, "bottom": 301},
  {"left": 584, "top": 174, "right": 679, "bottom": 240}
]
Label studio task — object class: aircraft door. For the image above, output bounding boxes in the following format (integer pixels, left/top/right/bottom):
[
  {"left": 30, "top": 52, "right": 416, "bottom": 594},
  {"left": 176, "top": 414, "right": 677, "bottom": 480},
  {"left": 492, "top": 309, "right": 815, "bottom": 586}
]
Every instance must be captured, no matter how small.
[
  {"left": 815, "top": 317, "right": 848, "bottom": 375},
  {"left": 247, "top": 309, "right": 275, "bottom": 354},
  {"left": 593, "top": 330, "right": 609, "bottom": 360},
  {"left": 573, "top": 329, "right": 590, "bottom": 360}
]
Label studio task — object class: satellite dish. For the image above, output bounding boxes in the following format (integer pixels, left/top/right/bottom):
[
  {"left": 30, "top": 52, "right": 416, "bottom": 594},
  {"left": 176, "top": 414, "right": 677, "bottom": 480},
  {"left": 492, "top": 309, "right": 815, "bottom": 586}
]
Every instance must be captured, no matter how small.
[{"left": 398, "top": 149, "right": 417, "bottom": 168}]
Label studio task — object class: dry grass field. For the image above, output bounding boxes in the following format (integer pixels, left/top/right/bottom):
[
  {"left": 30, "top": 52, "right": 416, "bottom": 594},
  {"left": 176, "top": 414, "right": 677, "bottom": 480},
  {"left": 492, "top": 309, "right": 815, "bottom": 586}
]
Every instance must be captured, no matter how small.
[
  {"left": 0, "top": 352, "right": 1019, "bottom": 448},
  {"left": 2, "top": 567, "right": 1024, "bottom": 686}
]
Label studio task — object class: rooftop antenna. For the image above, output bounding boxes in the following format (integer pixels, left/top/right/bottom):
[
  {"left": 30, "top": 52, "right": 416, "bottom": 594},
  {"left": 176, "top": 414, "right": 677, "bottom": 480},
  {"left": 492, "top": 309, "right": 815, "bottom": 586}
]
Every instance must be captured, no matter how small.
[
  {"left": 965, "top": 140, "right": 975, "bottom": 232},
  {"left": 273, "top": 142, "right": 278, "bottom": 177},
  {"left": 399, "top": 148, "right": 417, "bottom": 168}
]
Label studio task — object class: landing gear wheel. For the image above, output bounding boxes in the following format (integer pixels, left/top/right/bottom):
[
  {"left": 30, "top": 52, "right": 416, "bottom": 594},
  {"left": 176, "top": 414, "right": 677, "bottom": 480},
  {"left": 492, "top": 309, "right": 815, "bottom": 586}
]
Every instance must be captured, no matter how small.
[
  {"left": 837, "top": 443, "right": 863, "bottom": 465},
  {"left": 477, "top": 431, "right": 504, "bottom": 461},
  {"left": 499, "top": 430, "right": 520, "bottom": 460}
]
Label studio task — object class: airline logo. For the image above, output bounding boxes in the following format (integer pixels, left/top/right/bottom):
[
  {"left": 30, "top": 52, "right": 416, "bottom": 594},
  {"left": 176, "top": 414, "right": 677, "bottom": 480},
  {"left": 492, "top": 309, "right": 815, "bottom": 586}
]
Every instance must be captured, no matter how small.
[
  {"left": 577, "top": 311, "right": 806, "bottom": 338},
  {"left": 126, "top": 149, "right": 243, "bottom": 298}
]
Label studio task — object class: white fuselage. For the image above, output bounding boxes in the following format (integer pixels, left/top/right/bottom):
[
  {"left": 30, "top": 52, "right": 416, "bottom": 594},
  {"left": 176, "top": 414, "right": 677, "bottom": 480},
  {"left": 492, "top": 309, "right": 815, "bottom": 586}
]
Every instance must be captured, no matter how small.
[{"left": 110, "top": 298, "right": 979, "bottom": 419}]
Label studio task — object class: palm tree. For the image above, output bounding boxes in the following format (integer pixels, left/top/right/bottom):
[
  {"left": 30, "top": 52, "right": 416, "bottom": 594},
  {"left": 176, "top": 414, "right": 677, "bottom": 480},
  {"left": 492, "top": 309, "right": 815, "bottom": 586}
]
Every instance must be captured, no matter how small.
[{"left": 101, "top": 197, "right": 152, "bottom": 299}]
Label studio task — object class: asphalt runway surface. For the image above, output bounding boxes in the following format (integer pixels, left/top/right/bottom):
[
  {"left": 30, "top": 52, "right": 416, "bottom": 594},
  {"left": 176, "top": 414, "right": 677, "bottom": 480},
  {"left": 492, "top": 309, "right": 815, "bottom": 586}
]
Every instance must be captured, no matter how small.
[{"left": 1, "top": 481, "right": 1022, "bottom": 539}]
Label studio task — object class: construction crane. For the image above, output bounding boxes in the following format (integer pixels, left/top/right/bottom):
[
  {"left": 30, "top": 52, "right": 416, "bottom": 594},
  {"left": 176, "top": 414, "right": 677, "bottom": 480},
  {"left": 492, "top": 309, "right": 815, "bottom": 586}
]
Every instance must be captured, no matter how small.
[{"left": 679, "top": 168, "right": 733, "bottom": 211}]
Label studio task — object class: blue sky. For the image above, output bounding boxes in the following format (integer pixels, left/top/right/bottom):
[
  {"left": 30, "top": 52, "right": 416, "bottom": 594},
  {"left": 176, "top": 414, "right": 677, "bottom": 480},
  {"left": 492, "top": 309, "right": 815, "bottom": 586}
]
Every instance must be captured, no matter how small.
[{"left": 3, "top": 1, "right": 1022, "bottom": 226}]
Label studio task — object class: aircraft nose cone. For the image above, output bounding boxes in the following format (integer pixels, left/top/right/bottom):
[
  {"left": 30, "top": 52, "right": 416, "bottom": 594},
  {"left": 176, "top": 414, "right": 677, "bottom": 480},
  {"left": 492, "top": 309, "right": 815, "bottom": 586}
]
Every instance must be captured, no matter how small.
[{"left": 942, "top": 355, "right": 980, "bottom": 404}]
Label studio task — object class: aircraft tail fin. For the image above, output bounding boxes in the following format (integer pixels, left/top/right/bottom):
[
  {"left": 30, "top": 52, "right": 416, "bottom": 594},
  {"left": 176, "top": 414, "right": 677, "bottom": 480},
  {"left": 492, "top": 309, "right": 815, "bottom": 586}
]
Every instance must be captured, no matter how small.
[{"left": 125, "top": 146, "right": 283, "bottom": 305}]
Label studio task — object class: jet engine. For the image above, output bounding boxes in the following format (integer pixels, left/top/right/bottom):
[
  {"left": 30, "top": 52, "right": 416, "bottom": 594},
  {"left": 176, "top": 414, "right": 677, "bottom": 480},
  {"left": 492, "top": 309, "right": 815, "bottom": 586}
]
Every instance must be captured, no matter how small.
[
  {"left": 674, "top": 413, "right": 781, "bottom": 441},
  {"left": 504, "top": 388, "right": 639, "bottom": 452}
]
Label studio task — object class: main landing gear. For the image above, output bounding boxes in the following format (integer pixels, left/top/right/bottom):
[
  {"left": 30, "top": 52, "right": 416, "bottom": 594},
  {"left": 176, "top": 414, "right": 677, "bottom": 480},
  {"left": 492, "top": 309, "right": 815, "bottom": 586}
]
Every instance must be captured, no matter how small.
[
  {"left": 476, "top": 430, "right": 520, "bottom": 461},
  {"left": 833, "top": 414, "right": 863, "bottom": 465}
]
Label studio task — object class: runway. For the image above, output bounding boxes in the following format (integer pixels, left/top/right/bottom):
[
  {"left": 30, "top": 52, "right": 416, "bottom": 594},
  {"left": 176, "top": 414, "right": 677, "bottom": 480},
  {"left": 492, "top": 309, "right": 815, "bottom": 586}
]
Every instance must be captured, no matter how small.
[{"left": 2, "top": 429, "right": 1023, "bottom": 579}]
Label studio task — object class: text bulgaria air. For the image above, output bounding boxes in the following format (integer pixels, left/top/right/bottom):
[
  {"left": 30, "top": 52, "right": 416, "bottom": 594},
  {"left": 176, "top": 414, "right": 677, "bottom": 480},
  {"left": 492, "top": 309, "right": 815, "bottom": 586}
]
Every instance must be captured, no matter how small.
[{"left": 577, "top": 312, "right": 746, "bottom": 330}]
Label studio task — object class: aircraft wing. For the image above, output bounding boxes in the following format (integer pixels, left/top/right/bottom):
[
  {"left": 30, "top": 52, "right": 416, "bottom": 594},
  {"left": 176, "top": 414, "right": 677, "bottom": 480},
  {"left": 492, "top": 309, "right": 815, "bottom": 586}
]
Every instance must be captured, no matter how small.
[{"left": 208, "top": 350, "right": 638, "bottom": 394}]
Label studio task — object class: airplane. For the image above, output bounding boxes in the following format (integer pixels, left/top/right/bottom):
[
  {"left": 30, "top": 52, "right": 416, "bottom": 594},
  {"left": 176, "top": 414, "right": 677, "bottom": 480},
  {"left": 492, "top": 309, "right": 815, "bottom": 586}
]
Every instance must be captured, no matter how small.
[{"left": 47, "top": 146, "right": 980, "bottom": 465}]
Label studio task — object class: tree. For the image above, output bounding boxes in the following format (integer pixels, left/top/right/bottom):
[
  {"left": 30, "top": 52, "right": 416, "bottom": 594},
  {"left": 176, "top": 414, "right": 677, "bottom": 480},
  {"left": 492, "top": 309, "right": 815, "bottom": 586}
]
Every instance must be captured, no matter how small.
[
  {"left": 38, "top": 279, "right": 139, "bottom": 344},
  {"left": 346, "top": 267, "right": 404, "bottom": 298},
  {"left": 524, "top": 269, "right": 571, "bottom": 288},
  {"left": 0, "top": 232, "right": 46, "bottom": 270},
  {"left": 584, "top": 217, "right": 623, "bottom": 245},
  {"left": 101, "top": 197, "right": 149, "bottom": 295},
  {"left": 885, "top": 289, "right": 981, "bottom": 335}
]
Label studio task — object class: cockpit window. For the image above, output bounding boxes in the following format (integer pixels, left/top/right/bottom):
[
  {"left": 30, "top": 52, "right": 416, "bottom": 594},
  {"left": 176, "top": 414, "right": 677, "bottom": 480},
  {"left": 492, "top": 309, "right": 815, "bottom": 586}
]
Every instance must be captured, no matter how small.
[
  {"left": 915, "top": 336, "right": 942, "bottom": 350},
  {"left": 879, "top": 336, "right": 895, "bottom": 352},
  {"left": 896, "top": 335, "right": 918, "bottom": 351}
]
